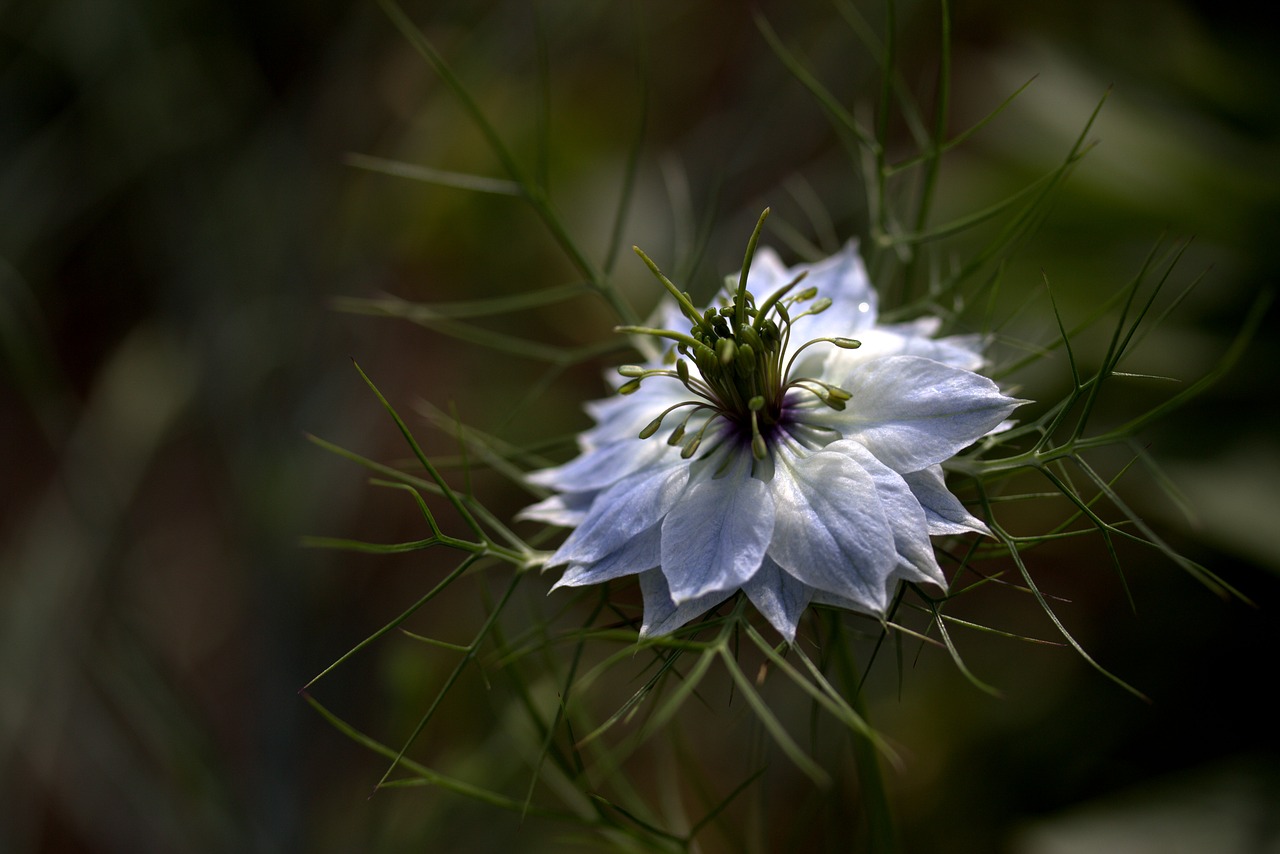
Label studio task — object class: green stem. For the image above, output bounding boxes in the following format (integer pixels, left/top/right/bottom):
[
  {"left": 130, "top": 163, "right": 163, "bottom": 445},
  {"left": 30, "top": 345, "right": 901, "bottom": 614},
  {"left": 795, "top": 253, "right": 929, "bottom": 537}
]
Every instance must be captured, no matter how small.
[
  {"left": 377, "top": 0, "right": 639, "bottom": 326},
  {"left": 830, "top": 615, "right": 898, "bottom": 854}
]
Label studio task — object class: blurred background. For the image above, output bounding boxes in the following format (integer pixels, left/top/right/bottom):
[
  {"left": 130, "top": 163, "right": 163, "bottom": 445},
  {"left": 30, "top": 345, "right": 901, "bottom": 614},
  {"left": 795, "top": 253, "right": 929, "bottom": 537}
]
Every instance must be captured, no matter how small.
[{"left": 2, "top": 0, "right": 1277, "bottom": 851}]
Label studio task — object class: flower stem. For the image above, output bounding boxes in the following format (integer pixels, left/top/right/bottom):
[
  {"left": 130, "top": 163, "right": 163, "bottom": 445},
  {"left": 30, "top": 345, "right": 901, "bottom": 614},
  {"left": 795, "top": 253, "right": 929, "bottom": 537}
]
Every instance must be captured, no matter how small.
[{"left": 829, "top": 614, "right": 899, "bottom": 854}]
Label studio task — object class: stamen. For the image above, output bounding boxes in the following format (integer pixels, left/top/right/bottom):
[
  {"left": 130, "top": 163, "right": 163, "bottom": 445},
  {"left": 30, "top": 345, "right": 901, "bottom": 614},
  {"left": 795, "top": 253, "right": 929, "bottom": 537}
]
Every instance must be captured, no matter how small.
[
  {"left": 782, "top": 335, "right": 861, "bottom": 379},
  {"left": 787, "top": 378, "right": 853, "bottom": 411},
  {"left": 625, "top": 211, "right": 859, "bottom": 465},
  {"left": 750, "top": 410, "right": 767, "bottom": 460},
  {"left": 792, "top": 296, "right": 832, "bottom": 319},
  {"left": 751, "top": 274, "right": 806, "bottom": 335}
]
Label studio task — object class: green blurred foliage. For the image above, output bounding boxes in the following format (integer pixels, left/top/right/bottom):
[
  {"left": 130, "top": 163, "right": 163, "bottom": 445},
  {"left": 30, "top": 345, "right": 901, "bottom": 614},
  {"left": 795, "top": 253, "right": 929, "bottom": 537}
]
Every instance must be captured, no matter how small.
[{"left": 1, "top": 0, "right": 1277, "bottom": 851}]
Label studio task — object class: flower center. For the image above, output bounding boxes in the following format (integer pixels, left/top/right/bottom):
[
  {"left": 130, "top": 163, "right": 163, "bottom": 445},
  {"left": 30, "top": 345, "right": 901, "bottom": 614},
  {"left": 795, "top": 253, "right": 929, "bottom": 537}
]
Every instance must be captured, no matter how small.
[{"left": 617, "top": 210, "right": 860, "bottom": 461}]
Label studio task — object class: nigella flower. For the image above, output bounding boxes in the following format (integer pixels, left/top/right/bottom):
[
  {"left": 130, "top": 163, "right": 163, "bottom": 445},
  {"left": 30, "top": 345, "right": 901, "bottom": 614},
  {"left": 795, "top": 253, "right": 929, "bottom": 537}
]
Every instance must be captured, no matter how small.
[{"left": 522, "top": 216, "right": 1025, "bottom": 642}]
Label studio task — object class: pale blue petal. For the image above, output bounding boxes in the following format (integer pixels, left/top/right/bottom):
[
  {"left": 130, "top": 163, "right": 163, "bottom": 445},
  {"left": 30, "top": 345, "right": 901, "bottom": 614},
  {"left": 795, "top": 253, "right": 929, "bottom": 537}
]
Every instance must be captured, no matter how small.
[
  {"left": 832, "top": 440, "right": 946, "bottom": 589},
  {"left": 581, "top": 378, "right": 692, "bottom": 448},
  {"left": 818, "top": 355, "right": 1025, "bottom": 473},
  {"left": 985, "top": 419, "right": 1017, "bottom": 438},
  {"left": 808, "top": 586, "right": 888, "bottom": 617},
  {"left": 638, "top": 568, "right": 733, "bottom": 638},
  {"left": 783, "top": 241, "right": 879, "bottom": 345},
  {"left": 661, "top": 454, "right": 775, "bottom": 602},
  {"left": 882, "top": 316, "right": 943, "bottom": 338},
  {"left": 527, "top": 436, "right": 671, "bottom": 493},
  {"left": 903, "top": 466, "right": 991, "bottom": 537},
  {"left": 743, "top": 246, "right": 791, "bottom": 292},
  {"left": 738, "top": 243, "right": 879, "bottom": 364},
  {"left": 931, "top": 335, "right": 987, "bottom": 370},
  {"left": 891, "top": 330, "right": 987, "bottom": 372},
  {"left": 547, "top": 462, "right": 689, "bottom": 566},
  {"left": 516, "top": 490, "right": 596, "bottom": 527},
  {"left": 812, "top": 325, "right": 985, "bottom": 379},
  {"left": 767, "top": 444, "right": 895, "bottom": 614},
  {"left": 878, "top": 317, "right": 987, "bottom": 360},
  {"left": 551, "top": 523, "right": 660, "bottom": 590},
  {"left": 741, "top": 557, "right": 813, "bottom": 643}
]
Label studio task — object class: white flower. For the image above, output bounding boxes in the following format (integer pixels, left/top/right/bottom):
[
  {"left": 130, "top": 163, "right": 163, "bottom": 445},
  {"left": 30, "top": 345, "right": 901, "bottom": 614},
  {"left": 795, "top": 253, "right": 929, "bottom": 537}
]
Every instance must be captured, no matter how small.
[{"left": 521, "top": 237, "right": 1025, "bottom": 642}]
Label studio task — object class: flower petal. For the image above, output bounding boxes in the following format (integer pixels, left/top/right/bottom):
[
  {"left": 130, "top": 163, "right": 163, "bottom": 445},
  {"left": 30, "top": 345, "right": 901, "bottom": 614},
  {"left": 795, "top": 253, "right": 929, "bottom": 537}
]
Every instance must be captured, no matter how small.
[
  {"left": 660, "top": 454, "right": 775, "bottom": 603},
  {"left": 819, "top": 355, "right": 1024, "bottom": 472},
  {"left": 551, "top": 523, "right": 660, "bottom": 590},
  {"left": 744, "top": 246, "right": 792, "bottom": 292},
  {"left": 582, "top": 378, "right": 693, "bottom": 448},
  {"left": 546, "top": 461, "right": 689, "bottom": 566},
  {"left": 516, "top": 490, "right": 596, "bottom": 527},
  {"left": 527, "top": 435, "right": 671, "bottom": 493},
  {"left": 741, "top": 557, "right": 813, "bottom": 643},
  {"left": 831, "top": 440, "right": 946, "bottom": 589},
  {"left": 903, "top": 466, "right": 991, "bottom": 537},
  {"left": 775, "top": 241, "right": 879, "bottom": 346},
  {"left": 808, "top": 587, "right": 887, "bottom": 616},
  {"left": 639, "top": 568, "right": 734, "bottom": 637},
  {"left": 802, "top": 322, "right": 982, "bottom": 379},
  {"left": 767, "top": 443, "right": 896, "bottom": 614}
]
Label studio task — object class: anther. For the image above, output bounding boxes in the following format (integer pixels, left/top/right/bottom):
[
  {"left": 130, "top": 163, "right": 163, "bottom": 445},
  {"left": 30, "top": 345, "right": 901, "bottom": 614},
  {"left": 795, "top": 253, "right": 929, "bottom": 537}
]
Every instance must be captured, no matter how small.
[
  {"left": 750, "top": 410, "right": 768, "bottom": 460},
  {"left": 716, "top": 337, "right": 737, "bottom": 366},
  {"left": 638, "top": 415, "right": 665, "bottom": 439}
]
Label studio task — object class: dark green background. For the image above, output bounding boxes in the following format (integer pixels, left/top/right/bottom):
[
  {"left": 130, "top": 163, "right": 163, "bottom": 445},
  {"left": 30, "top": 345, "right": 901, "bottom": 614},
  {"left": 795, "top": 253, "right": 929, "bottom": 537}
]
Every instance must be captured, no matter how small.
[{"left": 2, "top": 0, "right": 1277, "bottom": 851}]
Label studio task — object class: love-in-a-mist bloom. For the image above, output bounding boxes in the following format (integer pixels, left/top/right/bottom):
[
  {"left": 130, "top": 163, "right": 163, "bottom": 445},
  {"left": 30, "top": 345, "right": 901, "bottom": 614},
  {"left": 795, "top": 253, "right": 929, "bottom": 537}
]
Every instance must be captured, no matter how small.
[{"left": 522, "top": 224, "right": 1024, "bottom": 642}]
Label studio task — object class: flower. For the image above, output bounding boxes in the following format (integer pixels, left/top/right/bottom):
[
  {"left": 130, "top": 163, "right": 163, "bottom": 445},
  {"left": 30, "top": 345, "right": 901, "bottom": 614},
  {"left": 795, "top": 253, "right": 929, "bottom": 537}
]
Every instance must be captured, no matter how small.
[{"left": 521, "top": 227, "right": 1025, "bottom": 642}]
